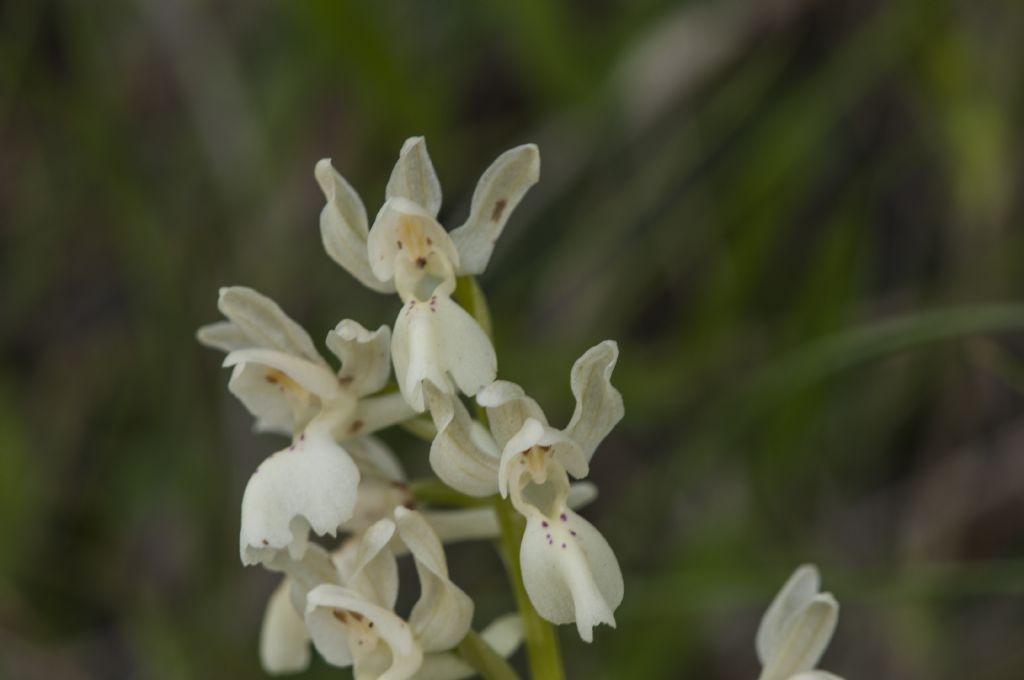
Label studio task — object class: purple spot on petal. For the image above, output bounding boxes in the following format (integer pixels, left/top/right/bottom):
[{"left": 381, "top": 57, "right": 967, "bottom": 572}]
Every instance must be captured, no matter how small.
[
  {"left": 570, "top": 530, "right": 577, "bottom": 536},
  {"left": 561, "top": 543, "right": 566, "bottom": 549},
  {"left": 542, "top": 521, "right": 548, "bottom": 528},
  {"left": 560, "top": 513, "right": 567, "bottom": 522}
]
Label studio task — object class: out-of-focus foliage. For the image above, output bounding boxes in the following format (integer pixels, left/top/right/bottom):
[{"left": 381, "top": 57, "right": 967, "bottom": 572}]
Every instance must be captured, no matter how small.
[{"left": 2, "top": 0, "right": 1024, "bottom": 678}]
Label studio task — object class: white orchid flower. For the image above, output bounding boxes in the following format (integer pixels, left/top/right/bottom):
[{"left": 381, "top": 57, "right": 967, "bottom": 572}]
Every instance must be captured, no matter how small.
[
  {"left": 303, "top": 508, "right": 477, "bottom": 680},
  {"left": 421, "top": 340, "right": 624, "bottom": 642},
  {"left": 756, "top": 565, "right": 843, "bottom": 680},
  {"left": 197, "top": 286, "right": 416, "bottom": 564},
  {"left": 256, "top": 440, "right": 536, "bottom": 678},
  {"left": 315, "top": 137, "right": 540, "bottom": 412}
]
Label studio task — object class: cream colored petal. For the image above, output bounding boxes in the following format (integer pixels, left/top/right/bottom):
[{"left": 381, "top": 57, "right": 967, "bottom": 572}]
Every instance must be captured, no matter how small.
[
  {"left": 225, "top": 349, "right": 340, "bottom": 401},
  {"left": 477, "top": 380, "right": 548, "bottom": 450},
  {"left": 367, "top": 197, "right": 460, "bottom": 285},
  {"left": 306, "top": 585, "right": 423, "bottom": 680},
  {"left": 479, "top": 613, "right": 523, "bottom": 657},
  {"left": 395, "top": 508, "right": 474, "bottom": 653},
  {"left": 196, "top": 320, "right": 250, "bottom": 353},
  {"left": 758, "top": 594, "right": 839, "bottom": 680},
  {"left": 433, "top": 295, "right": 496, "bottom": 401},
  {"left": 757, "top": 564, "right": 820, "bottom": 665},
  {"left": 315, "top": 159, "right": 394, "bottom": 294},
  {"left": 226, "top": 362, "right": 305, "bottom": 435},
  {"left": 567, "top": 482, "right": 598, "bottom": 509},
  {"left": 392, "top": 301, "right": 448, "bottom": 412},
  {"left": 346, "top": 518, "right": 400, "bottom": 609},
  {"left": 392, "top": 296, "right": 496, "bottom": 412},
  {"left": 217, "top": 286, "right": 325, "bottom": 364},
  {"left": 790, "top": 673, "right": 844, "bottom": 680},
  {"left": 331, "top": 536, "right": 363, "bottom": 584},
  {"left": 260, "top": 579, "right": 312, "bottom": 675},
  {"left": 519, "top": 509, "right": 623, "bottom": 643},
  {"left": 424, "top": 383, "right": 501, "bottom": 496},
  {"left": 344, "top": 435, "right": 406, "bottom": 482},
  {"left": 387, "top": 137, "right": 443, "bottom": 217},
  {"left": 326, "top": 320, "right": 392, "bottom": 397},
  {"left": 224, "top": 349, "right": 342, "bottom": 435},
  {"left": 498, "top": 418, "right": 588, "bottom": 498},
  {"left": 240, "top": 428, "right": 360, "bottom": 565},
  {"left": 565, "top": 340, "right": 624, "bottom": 463},
  {"left": 449, "top": 144, "right": 540, "bottom": 275}
]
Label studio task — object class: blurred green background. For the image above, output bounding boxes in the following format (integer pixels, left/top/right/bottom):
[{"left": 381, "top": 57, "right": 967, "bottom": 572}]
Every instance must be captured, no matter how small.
[{"left": 3, "top": 0, "right": 1024, "bottom": 678}]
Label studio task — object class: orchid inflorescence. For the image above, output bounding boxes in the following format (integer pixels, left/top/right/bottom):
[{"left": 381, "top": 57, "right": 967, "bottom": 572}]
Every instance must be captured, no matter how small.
[{"left": 198, "top": 138, "right": 845, "bottom": 679}]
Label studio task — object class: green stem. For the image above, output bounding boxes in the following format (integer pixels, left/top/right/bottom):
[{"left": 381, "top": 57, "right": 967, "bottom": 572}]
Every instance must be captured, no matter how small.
[
  {"left": 457, "top": 274, "right": 566, "bottom": 680},
  {"left": 457, "top": 629, "right": 523, "bottom": 680},
  {"left": 493, "top": 497, "right": 565, "bottom": 680}
]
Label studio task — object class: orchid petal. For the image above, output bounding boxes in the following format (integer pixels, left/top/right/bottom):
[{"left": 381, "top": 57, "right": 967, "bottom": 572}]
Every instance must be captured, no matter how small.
[
  {"left": 260, "top": 579, "right": 312, "bottom": 675},
  {"left": 240, "top": 428, "right": 360, "bottom": 565},
  {"left": 225, "top": 362, "right": 309, "bottom": 435},
  {"left": 306, "top": 585, "right": 422, "bottom": 679},
  {"left": 225, "top": 349, "right": 340, "bottom": 401},
  {"left": 477, "top": 380, "right": 547, "bottom": 449},
  {"left": 424, "top": 383, "right": 501, "bottom": 496},
  {"left": 520, "top": 509, "right": 623, "bottom": 643},
  {"left": 395, "top": 507, "right": 474, "bottom": 653},
  {"left": 565, "top": 340, "right": 624, "bottom": 462},
  {"left": 757, "top": 564, "right": 820, "bottom": 665},
  {"left": 217, "top": 287, "right": 325, "bottom": 364},
  {"left": 479, "top": 613, "right": 523, "bottom": 657},
  {"left": 196, "top": 320, "right": 250, "bottom": 353},
  {"left": 386, "top": 137, "right": 442, "bottom": 217},
  {"left": 759, "top": 595, "right": 839, "bottom": 680},
  {"left": 326, "top": 321, "right": 392, "bottom": 397},
  {"left": 345, "top": 518, "right": 400, "bottom": 609},
  {"left": 392, "top": 295, "right": 496, "bottom": 412},
  {"left": 316, "top": 159, "right": 394, "bottom": 294},
  {"left": 224, "top": 349, "right": 343, "bottom": 434},
  {"left": 567, "top": 481, "right": 598, "bottom": 509},
  {"left": 450, "top": 144, "right": 540, "bottom": 275}
]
